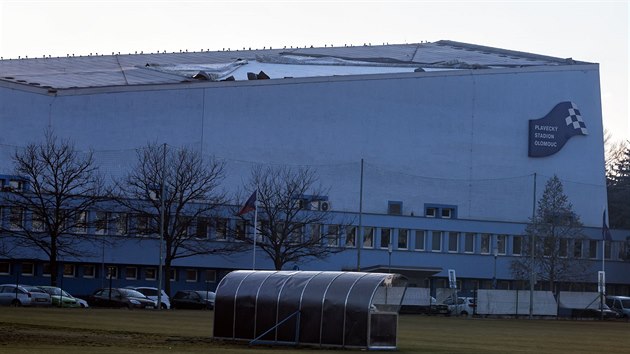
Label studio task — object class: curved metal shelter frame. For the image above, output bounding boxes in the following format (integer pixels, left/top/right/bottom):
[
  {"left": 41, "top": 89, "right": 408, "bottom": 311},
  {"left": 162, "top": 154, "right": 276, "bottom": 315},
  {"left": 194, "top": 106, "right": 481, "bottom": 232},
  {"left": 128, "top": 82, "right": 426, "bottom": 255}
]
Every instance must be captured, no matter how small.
[{"left": 213, "top": 270, "right": 407, "bottom": 350}]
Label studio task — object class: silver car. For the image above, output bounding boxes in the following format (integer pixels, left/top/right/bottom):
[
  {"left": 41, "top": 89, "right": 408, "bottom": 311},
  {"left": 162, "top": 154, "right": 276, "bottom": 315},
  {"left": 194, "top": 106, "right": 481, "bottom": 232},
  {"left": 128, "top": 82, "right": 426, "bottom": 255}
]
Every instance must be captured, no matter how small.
[
  {"left": 0, "top": 284, "right": 52, "bottom": 307},
  {"left": 126, "top": 286, "right": 170, "bottom": 309},
  {"left": 443, "top": 296, "right": 477, "bottom": 316}
]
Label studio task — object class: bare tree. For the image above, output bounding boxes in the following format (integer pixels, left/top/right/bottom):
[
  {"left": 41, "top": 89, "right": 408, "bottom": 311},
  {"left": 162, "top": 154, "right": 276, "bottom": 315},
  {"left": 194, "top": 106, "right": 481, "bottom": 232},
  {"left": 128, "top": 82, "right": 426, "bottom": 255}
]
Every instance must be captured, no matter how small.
[
  {"left": 605, "top": 136, "right": 630, "bottom": 229},
  {"left": 510, "top": 175, "right": 588, "bottom": 293},
  {"left": 604, "top": 129, "right": 627, "bottom": 179},
  {"left": 237, "top": 165, "right": 345, "bottom": 270},
  {"left": 113, "top": 143, "right": 227, "bottom": 296},
  {"left": 0, "top": 131, "right": 103, "bottom": 287}
]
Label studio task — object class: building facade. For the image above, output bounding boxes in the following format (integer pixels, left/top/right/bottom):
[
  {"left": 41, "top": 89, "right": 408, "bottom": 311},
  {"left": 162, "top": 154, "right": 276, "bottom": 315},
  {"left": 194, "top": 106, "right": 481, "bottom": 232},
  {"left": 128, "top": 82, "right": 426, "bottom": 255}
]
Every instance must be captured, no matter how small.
[{"left": 1, "top": 41, "right": 628, "bottom": 297}]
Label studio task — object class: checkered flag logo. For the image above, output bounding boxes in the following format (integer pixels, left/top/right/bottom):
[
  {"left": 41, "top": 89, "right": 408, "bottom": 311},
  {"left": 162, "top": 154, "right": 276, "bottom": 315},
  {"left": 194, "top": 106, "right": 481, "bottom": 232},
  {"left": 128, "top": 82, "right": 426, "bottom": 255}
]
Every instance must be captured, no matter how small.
[
  {"left": 528, "top": 101, "right": 588, "bottom": 157},
  {"left": 565, "top": 102, "right": 588, "bottom": 135}
]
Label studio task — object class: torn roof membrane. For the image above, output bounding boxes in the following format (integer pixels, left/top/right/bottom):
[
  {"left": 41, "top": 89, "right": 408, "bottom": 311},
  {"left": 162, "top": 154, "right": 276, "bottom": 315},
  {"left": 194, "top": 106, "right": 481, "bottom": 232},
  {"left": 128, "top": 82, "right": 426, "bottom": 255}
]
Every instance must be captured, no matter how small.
[{"left": 0, "top": 40, "right": 588, "bottom": 90}]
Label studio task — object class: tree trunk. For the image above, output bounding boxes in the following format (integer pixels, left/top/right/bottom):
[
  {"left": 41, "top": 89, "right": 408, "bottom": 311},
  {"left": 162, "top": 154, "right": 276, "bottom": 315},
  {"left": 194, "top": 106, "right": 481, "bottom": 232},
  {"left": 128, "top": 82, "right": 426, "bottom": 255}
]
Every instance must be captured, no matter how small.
[
  {"left": 164, "top": 259, "right": 172, "bottom": 297},
  {"left": 50, "top": 241, "right": 58, "bottom": 287}
]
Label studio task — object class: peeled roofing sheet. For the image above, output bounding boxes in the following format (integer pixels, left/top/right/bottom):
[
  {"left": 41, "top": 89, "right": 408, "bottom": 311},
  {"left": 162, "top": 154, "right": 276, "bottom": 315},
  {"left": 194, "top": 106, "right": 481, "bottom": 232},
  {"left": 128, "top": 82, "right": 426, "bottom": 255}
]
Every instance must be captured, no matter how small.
[{"left": 0, "top": 41, "right": 579, "bottom": 90}]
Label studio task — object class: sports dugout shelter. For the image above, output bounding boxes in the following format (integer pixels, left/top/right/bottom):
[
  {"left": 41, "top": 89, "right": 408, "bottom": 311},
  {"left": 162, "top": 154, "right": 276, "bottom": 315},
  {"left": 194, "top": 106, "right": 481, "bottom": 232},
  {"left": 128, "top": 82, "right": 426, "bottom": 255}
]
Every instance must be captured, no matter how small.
[{"left": 213, "top": 270, "right": 407, "bottom": 350}]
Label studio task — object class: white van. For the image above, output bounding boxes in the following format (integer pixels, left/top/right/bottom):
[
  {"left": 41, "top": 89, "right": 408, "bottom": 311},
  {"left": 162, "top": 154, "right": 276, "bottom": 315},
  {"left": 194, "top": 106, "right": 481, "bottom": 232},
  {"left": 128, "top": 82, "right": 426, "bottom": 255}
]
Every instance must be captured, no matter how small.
[{"left": 605, "top": 295, "right": 630, "bottom": 318}]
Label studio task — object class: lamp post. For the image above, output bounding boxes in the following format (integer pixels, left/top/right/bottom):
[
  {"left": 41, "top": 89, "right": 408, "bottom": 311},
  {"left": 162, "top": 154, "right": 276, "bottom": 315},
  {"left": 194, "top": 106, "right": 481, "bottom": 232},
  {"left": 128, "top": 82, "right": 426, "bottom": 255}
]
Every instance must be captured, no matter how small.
[
  {"left": 156, "top": 143, "right": 167, "bottom": 311},
  {"left": 492, "top": 247, "right": 498, "bottom": 289}
]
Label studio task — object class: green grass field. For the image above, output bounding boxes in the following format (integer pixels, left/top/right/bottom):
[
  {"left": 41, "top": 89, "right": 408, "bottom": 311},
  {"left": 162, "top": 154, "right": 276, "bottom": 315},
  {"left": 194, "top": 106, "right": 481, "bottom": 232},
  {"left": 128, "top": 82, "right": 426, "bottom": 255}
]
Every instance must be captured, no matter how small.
[{"left": 1, "top": 308, "right": 629, "bottom": 353}]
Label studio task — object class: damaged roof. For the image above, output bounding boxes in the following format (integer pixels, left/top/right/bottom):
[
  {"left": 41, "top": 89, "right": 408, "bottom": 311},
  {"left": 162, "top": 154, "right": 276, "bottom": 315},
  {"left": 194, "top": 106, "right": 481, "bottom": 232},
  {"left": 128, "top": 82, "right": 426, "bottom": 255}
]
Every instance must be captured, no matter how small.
[{"left": 0, "top": 40, "right": 590, "bottom": 92}]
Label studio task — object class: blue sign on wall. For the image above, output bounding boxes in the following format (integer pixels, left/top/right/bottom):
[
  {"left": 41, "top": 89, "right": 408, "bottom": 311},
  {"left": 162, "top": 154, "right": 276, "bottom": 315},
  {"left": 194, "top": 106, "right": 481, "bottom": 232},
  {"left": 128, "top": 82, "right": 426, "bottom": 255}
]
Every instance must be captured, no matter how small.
[{"left": 528, "top": 101, "right": 588, "bottom": 157}]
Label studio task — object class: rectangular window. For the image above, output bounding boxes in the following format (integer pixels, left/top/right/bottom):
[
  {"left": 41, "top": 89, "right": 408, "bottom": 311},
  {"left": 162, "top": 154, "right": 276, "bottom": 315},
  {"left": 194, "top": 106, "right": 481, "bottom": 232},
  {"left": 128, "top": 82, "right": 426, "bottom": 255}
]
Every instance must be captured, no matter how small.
[
  {"left": 0, "top": 261, "right": 10, "bottom": 275},
  {"left": 21, "top": 262, "right": 34, "bottom": 276},
  {"left": 431, "top": 231, "right": 442, "bottom": 252},
  {"left": 205, "top": 269, "right": 216, "bottom": 283},
  {"left": 179, "top": 216, "right": 192, "bottom": 237},
  {"left": 605, "top": 240, "right": 612, "bottom": 259},
  {"left": 136, "top": 214, "right": 151, "bottom": 236},
  {"left": 214, "top": 218, "right": 228, "bottom": 241},
  {"left": 42, "top": 263, "right": 51, "bottom": 277},
  {"left": 543, "top": 237, "right": 553, "bottom": 257},
  {"left": 398, "top": 229, "right": 408, "bottom": 250},
  {"left": 9, "top": 207, "right": 23, "bottom": 230},
  {"left": 345, "top": 226, "right": 356, "bottom": 247},
  {"left": 308, "top": 224, "right": 321, "bottom": 242},
  {"left": 9, "top": 179, "right": 24, "bottom": 191},
  {"left": 574, "top": 239, "right": 583, "bottom": 258},
  {"left": 448, "top": 232, "right": 458, "bottom": 252},
  {"left": 125, "top": 267, "right": 138, "bottom": 280},
  {"left": 425, "top": 207, "right": 436, "bottom": 218},
  {"left": 31, "top": 212, "right": 44, "bottom": 232},
  {"left": 481, "top": 234, "right": 491, "bottom": 254},
  {"left": 326, "top": 225, "right": 339, "bottom": 247},
  {"left": 195, "top": 217, "right": 209, "bottom": 239},
  {"left": 414, "top": 230, "right": 425, "bottom": 251},
  {"left": 169, "top": 268, "right": 177, "bottom": 282},
  {"left": 618, "top": 241, "right": 628, "bottom": 261},
  {"left": 464, "top": 233, "right": 475, "bottom": 253},
  {"left": 186, "top": 269, "right": 198, "bottom": 282},
  {"left": 106, "top": 266, "right": 118, "bottom": 279},
  {"left": 513, "top": 236, "right": 523, "bottom": 256},
  {"left": 589, "top": 240, "right": 598, "bottom": 259},
  {"left": 380, "top": 228, "right": 391, "bottom": 249},
  {"left": 63, "top": 264, "right": 76, "bottom": 277},
  {"left": 145, "top": 268, "right": 157, "bottom": 280},
  {"left": 497, "top": 235, "right": 507, "bottom": 255},
  {"left": 114, "top": 213, "right": 128, "bottom": 235},
  {"left": 235, "top": 220, "right": 247, "bottom": 241},
  {"left": 559, "top": 238, "right": 569, "bottom": 258},
  {"left": 83, "top": 264, "right": 96, "bottom": 278},
  {"left": 289, "top": 223, "right": 304, "bottom": 244},
  {"left": 95, "top": 212, "right": 108, "bottom": 235},
  {"left": 441, "top": 208, "right": 453, "bottom": 219},
  {"left": 74, "top": 211, "right": 87, "bottom": 234},
  {"left": 388, "top": 201, "right": 402, "bottom": 215},
  {"left": 363, "top": 227, "right": 374, "bottom": 248}
]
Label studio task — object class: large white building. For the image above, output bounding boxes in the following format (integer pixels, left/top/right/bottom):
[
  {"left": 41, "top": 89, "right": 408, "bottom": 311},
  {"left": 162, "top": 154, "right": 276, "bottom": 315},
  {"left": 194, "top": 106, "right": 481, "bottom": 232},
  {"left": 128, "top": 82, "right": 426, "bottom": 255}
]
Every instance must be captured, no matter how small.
[{"left": 1, "top": 40, "right": 626, "bottom": 295}]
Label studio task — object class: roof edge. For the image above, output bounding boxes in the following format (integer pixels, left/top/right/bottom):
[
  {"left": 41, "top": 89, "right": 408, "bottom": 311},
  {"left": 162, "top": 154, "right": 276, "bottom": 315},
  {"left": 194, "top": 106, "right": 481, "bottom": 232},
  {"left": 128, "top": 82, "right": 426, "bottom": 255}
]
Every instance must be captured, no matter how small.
[{"left": 435, "top": 40, "right": 594, "bottom": 65}]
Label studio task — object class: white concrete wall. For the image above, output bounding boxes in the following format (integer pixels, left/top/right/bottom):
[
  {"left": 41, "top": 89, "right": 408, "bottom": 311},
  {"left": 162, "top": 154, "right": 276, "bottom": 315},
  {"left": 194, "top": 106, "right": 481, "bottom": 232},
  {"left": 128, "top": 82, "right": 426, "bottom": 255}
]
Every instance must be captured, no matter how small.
[{"left": 0, "top": 65, "right": 606, "bottom": 226}]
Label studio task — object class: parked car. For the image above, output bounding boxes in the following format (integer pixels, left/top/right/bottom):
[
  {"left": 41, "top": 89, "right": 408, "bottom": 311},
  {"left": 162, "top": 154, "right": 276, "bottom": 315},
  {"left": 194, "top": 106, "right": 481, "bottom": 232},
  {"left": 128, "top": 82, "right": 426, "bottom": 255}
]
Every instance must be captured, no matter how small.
[
  {"left": 606, "top": 295, "right": 630, "bottom": 318},
  {"left": 171, "top": 290, "right": 215, "bottom": 310},
  {"left": 568, "top": 303, "right": 619, "bottom": 319},
  {"left": 126, "top": 286, "right": 170, "bottom": 309},
  {"left": 400, "top": 296, "right": 450, "bottom": 315},
  {"left": 87, "top": 288, "right": 156, "bottom": 309},
  {"left": 37, "top": 286, "right": 88, "bottom": 308},
  {"left": 443, "top": 296, "right": 477, "bottom": 316},
  {"left": 0, "top": 284, "right": 52, "bottom": 307}
]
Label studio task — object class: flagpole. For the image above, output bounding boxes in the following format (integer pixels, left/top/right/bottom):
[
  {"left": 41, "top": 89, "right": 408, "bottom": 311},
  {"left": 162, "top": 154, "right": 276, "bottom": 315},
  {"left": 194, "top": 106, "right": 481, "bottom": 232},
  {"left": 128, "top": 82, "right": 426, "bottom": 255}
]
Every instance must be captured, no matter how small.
[
  {"left": 253, "top": 190, "right": 258, "bottom": 271},
  {"left": 602, "top": 208, "right": 607, "bottom": 273}
]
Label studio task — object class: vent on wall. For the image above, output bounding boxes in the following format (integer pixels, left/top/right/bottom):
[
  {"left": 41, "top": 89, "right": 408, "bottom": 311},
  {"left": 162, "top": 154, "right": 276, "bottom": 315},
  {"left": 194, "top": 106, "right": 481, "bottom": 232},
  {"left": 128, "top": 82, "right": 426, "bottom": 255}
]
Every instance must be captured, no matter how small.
[{"left": 388, "top": 201, "right": 402, "bottom": 215}]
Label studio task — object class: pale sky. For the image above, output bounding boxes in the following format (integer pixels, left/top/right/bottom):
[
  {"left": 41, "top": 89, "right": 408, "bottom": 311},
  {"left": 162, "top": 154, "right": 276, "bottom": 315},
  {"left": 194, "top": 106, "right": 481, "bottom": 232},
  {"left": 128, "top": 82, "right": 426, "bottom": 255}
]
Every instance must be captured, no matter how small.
[{"left": 1, "top": 0, "right": 628, "bottom": 141}]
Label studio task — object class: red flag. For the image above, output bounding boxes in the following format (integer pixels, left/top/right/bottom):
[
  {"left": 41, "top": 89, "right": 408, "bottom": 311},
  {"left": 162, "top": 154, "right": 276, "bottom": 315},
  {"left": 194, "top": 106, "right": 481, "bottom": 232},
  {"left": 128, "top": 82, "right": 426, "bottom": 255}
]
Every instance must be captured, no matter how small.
[{"left": 237, "top": 191, "right": 257, "bottom": 216}]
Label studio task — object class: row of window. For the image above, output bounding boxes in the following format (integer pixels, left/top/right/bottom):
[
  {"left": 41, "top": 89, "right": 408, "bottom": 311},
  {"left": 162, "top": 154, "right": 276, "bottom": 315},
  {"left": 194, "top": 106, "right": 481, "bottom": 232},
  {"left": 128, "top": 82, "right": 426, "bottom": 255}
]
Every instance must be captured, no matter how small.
[
  {"left": 2, "top": 207, "right": 626, "bottom": 260},
  {"left": 331, "top": 227, "right": 627, "bottom": 260},
  {"left": 0, "top": 261, "right": 217, "bottom": 283}
]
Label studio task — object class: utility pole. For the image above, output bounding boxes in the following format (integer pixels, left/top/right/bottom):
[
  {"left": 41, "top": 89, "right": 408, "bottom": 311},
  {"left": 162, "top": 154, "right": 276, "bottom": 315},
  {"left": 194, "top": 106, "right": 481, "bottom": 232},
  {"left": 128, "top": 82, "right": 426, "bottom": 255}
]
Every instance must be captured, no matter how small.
[
  {"left": 357, "top": 158, "right": 364, "bottom": 271},
  {"left": 529, "top": 173, "right": 537, "bottom": 319}
]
